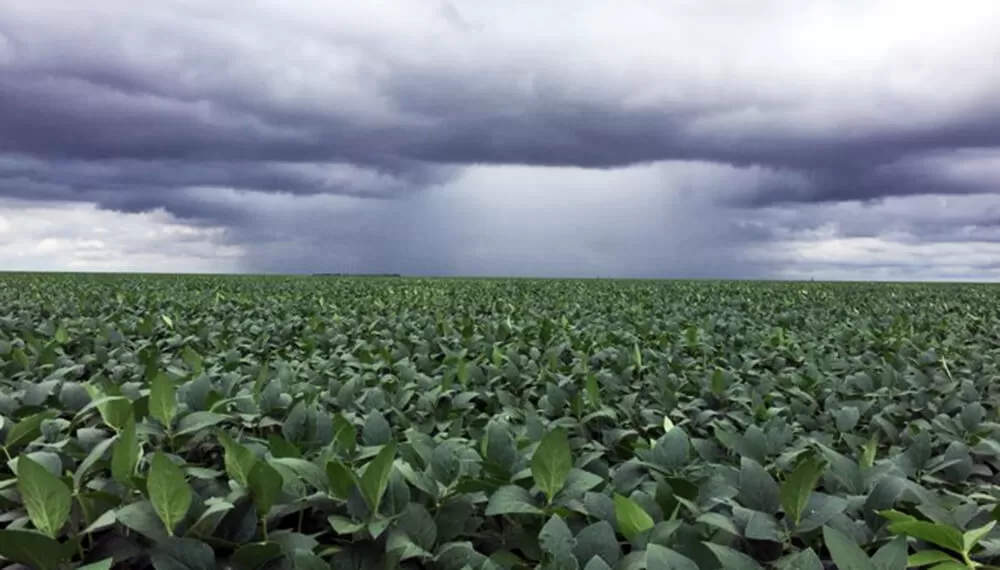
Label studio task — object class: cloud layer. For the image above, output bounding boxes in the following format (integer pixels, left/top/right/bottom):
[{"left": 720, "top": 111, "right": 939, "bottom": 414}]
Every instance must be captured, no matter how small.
[{"left": 1, "top": 0, "right": 999, "bottom": 278}]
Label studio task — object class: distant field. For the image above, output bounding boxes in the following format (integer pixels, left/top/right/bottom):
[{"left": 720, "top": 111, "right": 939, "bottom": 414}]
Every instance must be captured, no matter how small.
[{"left": 0, "top": 274, "right": 998, "bottom": 569}]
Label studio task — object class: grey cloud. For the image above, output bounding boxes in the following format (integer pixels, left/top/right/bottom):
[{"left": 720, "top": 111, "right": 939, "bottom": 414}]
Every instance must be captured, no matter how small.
[{"left": 2, "top": 0, "right": 1000, "bottom": 278}]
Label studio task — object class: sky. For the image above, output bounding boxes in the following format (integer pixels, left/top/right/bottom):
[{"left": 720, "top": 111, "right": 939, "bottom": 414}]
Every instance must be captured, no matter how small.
[{"left": 1, "top": 1, "right": 999, "bottom": 280}]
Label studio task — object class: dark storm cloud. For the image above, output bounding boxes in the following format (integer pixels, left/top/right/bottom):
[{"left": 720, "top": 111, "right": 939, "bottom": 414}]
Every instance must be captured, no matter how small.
[
  {"left": 2, "top": 0, "right": 1000, "bottom": 278},
  {"left": 1, "top": 1, "right": 999, "bottom": 211}
]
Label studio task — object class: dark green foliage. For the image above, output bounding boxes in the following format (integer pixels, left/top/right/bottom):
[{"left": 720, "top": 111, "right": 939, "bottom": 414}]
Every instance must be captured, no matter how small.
[{"left": 0, "top": 274, "right": 999, "bottom": 568}]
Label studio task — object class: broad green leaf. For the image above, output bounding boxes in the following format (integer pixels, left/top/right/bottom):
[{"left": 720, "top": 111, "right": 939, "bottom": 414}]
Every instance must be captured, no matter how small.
[
  {"left": 739, "top": 457, "right": 781, "bottom": 514},
  {"left": 532, "top": 427, "right": 573, "bottom": 504},
  {"left": 823, "top": 525, "right": 876, "bottom": 570},
  {"left": 907, "top": 550, "right": 961, "bottom": 568},
  {"left": 362, "top": 412, "right": 391, "bottom": 446},
  {"left": 359, "top": 441, "right": 396, "bottom": 513},
  {"left": 248, "top": 460, "right": 284, "bottom": 517},
  {"left": 149, "top": 372, "right": 177, "bottom": 429},
  {"left": 538, "top": 515, "right": 577, "bottom": 566},
  {"left": 585, "top": 372, "right": 602, "bottom": 409},
  {"left": 883, "top": 517, "right": 964, "bottom": 554},
  {"left": 781, "top": 453, "right": 824, "bottom": 526},
  {"left": 73, "top": 433, "right": 118, "bottom": 490},
  {"left": 4, "top": 410, "right": 57, "bottom": 450},
  {"left": 82, "top": 508, "right": 119, "bottom": 535},
  {"left": 485, "top": 484, "right": 544, "bottom": 516},
  {"left": 744, "top": 509, "right": 784, "bottom": 542},
  {"left": 614, "top": 494, "right": 654, "bottom": 542},
  {"left": 871, "top": 536, "right": 908, "bottom": 570},
  {"left": 331, "top": 413, "right": 356, "bottom": 455},
  {"left": 584, "top": 557, "right": 613, "bottom": 570},
  {"left": 703, "top": 543, "right": 764, "bottom": 570},
  {"left": 646, "top": 544, "right": 699, "bottom": 570},
  {"left": 395, "top": 503, "right": 437, "bottom": 552},
  {"left": 0, "top": 528, "right": 65, "bottom": 570},
  {"left": 431, "top": 443, "right": 462, "bottom": 487},
  {"left": 962, "top": 520, "right": 995, "bottom": 552},
  {"left": 147, "top": 452, "right": 193, "bottom": 535},
  {"left": 326, "top": 459, "right": 359, "bottom": 500},
  {"left": 16, "top": 455, "right": 71, "bottom": 538},
  {"left": 112, "top": 413, "right": 140, "bottom": 484},
  {"left": 218, "top": 430, "right": 257, "bottom": 487},
  {"left": 328, "top": 514, "right": 364, "bottom": 535},
  {"left": 484, "top": 420, "right": 518, "bottom": 474},
  {"left": 175, "top": 411, "right": 229, "bottom": 436},
  {"left": 150, "top": 537, "right": 216, "bottom": 570},
  {"left": 188, "top": 498, "right": 235, "bottom": 536},
  {"left": 117, "top": 500, "right": 170, "bottom": 541},
  {"left": 777, "top": 548, "right": 824, "bottom": 570},
  {"left": 573, "top": 521, "right": 620, "bottom": 567},
  {"left": 231, "top": 542, "right": 283, "bottom": 568}
]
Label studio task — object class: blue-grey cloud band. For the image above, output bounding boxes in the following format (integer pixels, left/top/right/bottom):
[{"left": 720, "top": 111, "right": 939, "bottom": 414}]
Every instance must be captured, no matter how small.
[{"left": 1, "top": 0, "right": 998, "bottom": 278}]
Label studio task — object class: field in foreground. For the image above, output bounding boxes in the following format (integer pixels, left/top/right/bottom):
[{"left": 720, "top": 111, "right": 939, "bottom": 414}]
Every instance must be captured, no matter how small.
[{"left": 0, "top": 274, "right": 999, "bottom": 570}]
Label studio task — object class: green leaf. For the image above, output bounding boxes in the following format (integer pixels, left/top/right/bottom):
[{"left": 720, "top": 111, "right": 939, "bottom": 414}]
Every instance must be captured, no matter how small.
[
  {"left": 584, "top": 557, "right": 613, "bottom": 570},
  {"left": 0, "top": 528, "right": 66, "bottom": 570},
  {"left": 614, "top": 493, "right": 654, "bottom": 542},
  {"left": 538, "top": 515, "right": 577, "bottom": 566},
  {"left": 646, "top": 544, "right": 699, "bottom": 570},
  {"left": 781, "top": 453, "right": 824, "bottom": 526},
  {"left": 4, "top": 410, "right": 57, "bottom": 450},
  {"left": 703, "top": 543, "right": 765, "bottom": 570},
  {"left": 248, "top": 460, "right": 284, "bottom": 517},
  {"left": 359, "top": 441, "right": 396, "bottom": 513},
  {"left": 777, "top": 548, "right": 824, "bottom": 570},
  {"left": 573, "top": 520, "right": 621, "bottom": 567},
  {"left": 885, "top": 518, "right": 964, "bottom": 554},
  {"left": 149, "top": 537, "right": 216, "bottom": 570},
  {"left": 431, "top": 443, "right": 462, "bottom": 487},
  {"left": 834, "top": 407, "right": 861, "bottom": 432},
  {"left": 485, "top": 485, "right": 544, "bottom": 516},
  {"left": 331, "top": 413, "right": 356, "bottom": 455},
  {"left": 112, "top": 413, "right": 140, "bottom": 484},
  {"left": 395, "top": 503, "right": 438, "bottom": 552},
  {"left": 823, "top": 525, "right": 876, "bottom": 570},
  {"left": 744, "top": 509, "right": 784, "bottom": 542},
  {"left": 231, "top": 542, "right": 283, "bottom": 568},
  {"left": 697, "top": 512, "right": 740, "bottom": 536},
  {"left": 328, "top": 514, "right": 365, "bottom": 535},
  {"left": 362, "top": 412, "right": 391, "bottom": 446},
  {"left": 147, "top": 452, "right": 193, "bottom": 535},
  {"left": 908, "top": 551, "right": 961, "bottom": 568},
  {"left": 82, "top": 508, "right": 119, "bottom": 535},
  {"left": 585, "top": 372, "right": 602, "bottom": 409},
  {"left": 175, "top": 411, "right": 229, "bottom": 436},
  {"left": 188, "top": 498, "right": 235, "bottom": 536},
  {"left": 78, "top": 386, "right": 131, "bottom": 431},
  {"left": 484, "top": 420, "right": 518, "bottom": 474},
  {"left": 218, "top": 430, "right": 257, "bottom": 487},
  {"left": 292, "top": 550, "right": 330, "bottom": 570},
  {"left": 532, "top": 427, "right": 573, "bottom": 504},
  {"left": 16, "top": 455, "right": 71, "bottom": 538},
  {"left": 962, "top": 520, "right": 995, "bottom": 552},
  {"left": 739, "top": 457, "right": 781, "bottom": 514},
  {"left": 149, "top": 371, "right": 178, "bottom": 429},
  {"left": 117, "top": 500, "right": 170, "bottom": 541},
  {"left": 72, "top": 433, "right": 118, "bottom": 490},
  {"left": 871, "top": 536, "right": 908, "bottom": 570},
  {"left": 326, "top": 459, "right": 359, "bottom": 500}
]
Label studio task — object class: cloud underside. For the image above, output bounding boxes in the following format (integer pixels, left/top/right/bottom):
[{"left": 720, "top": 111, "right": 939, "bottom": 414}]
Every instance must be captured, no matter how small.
[{"left": 1, "top": 1, "right": 999, "bottom": 278}]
